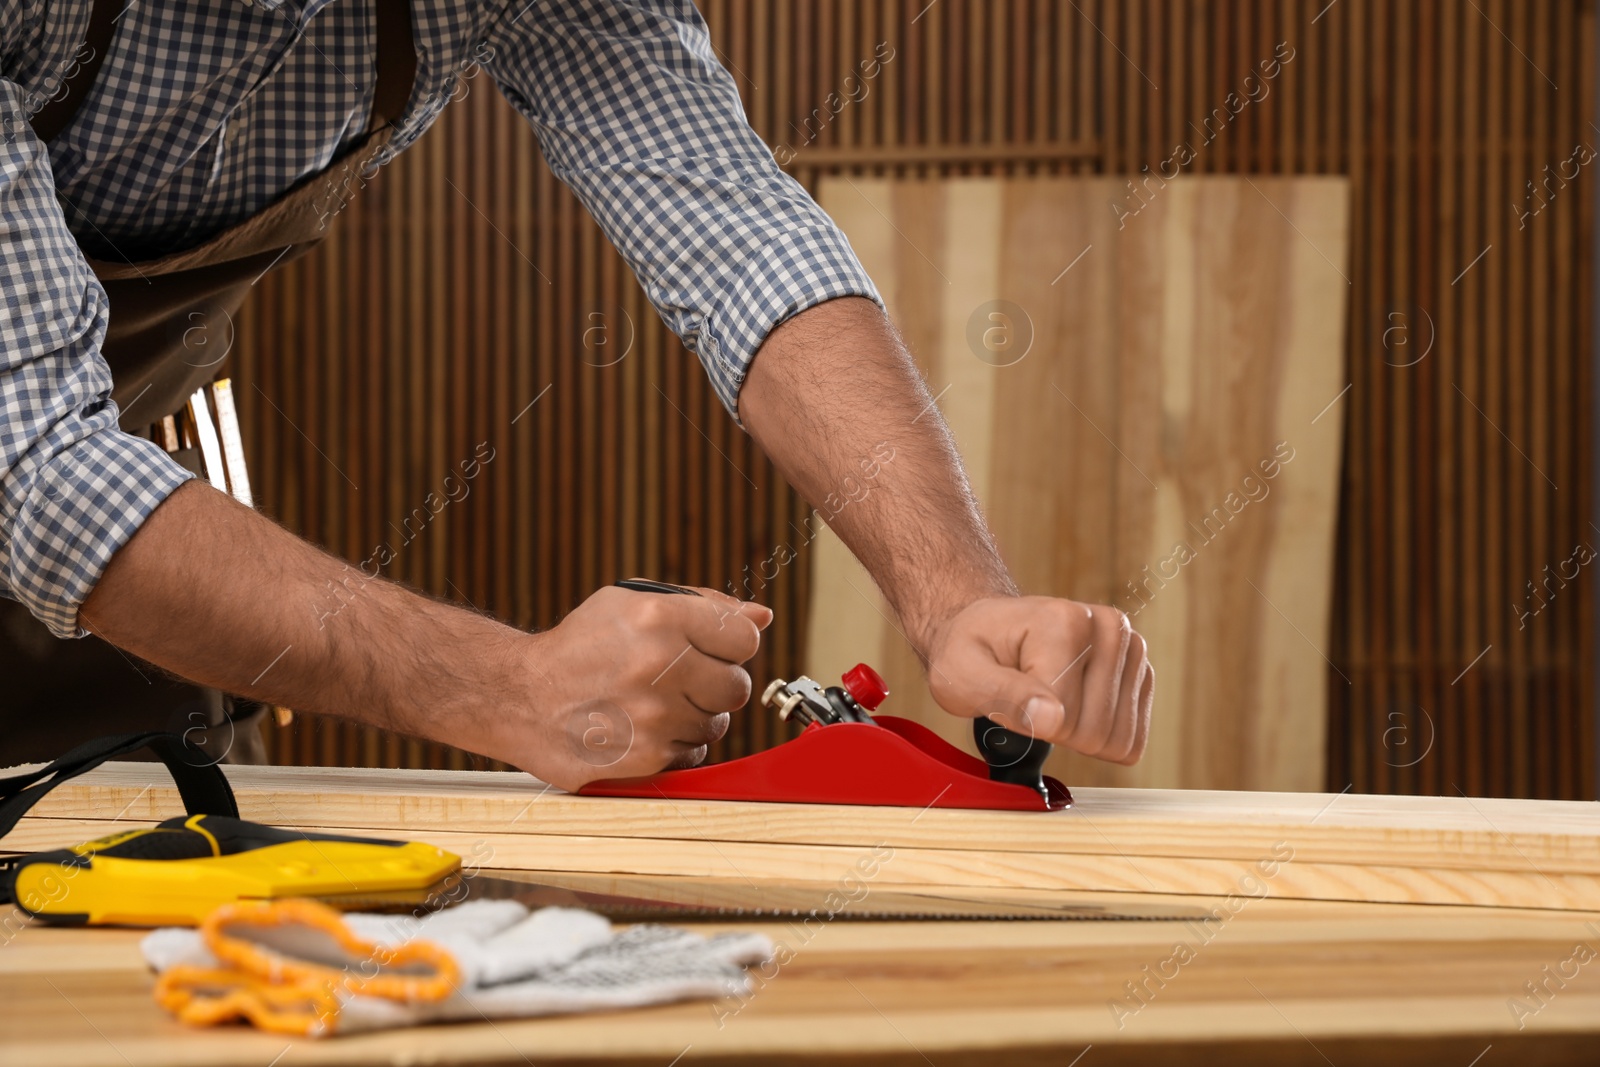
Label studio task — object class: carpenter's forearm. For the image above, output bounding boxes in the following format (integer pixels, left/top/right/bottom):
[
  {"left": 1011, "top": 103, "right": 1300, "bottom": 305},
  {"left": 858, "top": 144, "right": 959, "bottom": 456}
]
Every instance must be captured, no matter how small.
[
  {"left": 739, "top": 297, "right": 1015, "bottom": 656},
  {"left": 79, "top": 480, "right": 525, "bottom": 749}
]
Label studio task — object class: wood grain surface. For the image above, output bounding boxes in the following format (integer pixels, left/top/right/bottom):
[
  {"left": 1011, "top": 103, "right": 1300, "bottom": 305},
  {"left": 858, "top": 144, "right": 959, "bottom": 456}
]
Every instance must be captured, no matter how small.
[
  {"left": 4, "top": 887, "right": 1600, "bottom": 1065},
  {"left": 5, "top": 764, "right": 1599, "bottom": 1064},
  {"left": 9, "top": 763, "right": 1599, "bottom": 912},
  {"left": 811, "top": 176, "right": 1350, "bottom": 794}
]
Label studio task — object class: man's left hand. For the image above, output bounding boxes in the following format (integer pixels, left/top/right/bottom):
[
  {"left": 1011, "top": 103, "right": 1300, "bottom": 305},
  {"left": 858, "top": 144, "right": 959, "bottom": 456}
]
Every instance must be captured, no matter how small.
[{"left": 923, "top": 596, "right": 1154, "bottom": 765}]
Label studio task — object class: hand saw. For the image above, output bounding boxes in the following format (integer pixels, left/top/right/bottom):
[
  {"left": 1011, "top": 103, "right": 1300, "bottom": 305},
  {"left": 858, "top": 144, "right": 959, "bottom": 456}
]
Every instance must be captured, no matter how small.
[{"left": 2, "top": 814, "right": 1208, "bottom": 926}]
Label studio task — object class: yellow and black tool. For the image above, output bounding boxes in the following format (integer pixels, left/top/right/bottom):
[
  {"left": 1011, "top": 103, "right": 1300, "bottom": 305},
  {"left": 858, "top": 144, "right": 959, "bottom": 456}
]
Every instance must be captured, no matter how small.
[{"left": 5, "top": 814, "right": 462, "bottom": 927}]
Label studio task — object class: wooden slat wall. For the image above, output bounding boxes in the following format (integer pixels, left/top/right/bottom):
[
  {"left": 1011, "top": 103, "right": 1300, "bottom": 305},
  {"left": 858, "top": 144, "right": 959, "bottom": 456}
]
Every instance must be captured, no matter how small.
[{"left": 231, "top": 0, "right": 1595, "bottom": 799}]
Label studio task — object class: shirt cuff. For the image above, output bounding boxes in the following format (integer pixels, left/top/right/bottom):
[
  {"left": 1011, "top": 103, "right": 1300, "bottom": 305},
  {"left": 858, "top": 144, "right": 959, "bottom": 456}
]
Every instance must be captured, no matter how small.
[
  {"left": 6, "top": 429, "right": 196, "bottom": 638},
  {"left": 696, "top": 222, "right": 883, "bottom": 425}
]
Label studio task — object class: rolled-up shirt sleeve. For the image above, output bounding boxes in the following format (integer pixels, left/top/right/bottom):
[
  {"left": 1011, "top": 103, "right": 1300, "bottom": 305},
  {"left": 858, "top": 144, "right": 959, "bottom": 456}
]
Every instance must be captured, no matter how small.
[
  {"left": 1, "top": 77, "right": 194, "bottom": 638},
  {"left": 484, "top": 0, "right": 881, "bottom": 420}
]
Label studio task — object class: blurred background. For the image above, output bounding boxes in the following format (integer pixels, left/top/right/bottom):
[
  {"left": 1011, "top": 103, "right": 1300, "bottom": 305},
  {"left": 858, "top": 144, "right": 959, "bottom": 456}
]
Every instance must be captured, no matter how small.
[{"left": 227, "top": 1, "right": 1596, "bottom": 801}]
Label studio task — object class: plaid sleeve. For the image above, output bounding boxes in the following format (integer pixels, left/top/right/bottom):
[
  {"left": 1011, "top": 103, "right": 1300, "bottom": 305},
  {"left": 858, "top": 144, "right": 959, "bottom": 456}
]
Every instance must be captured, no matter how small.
[
  {"left": 1, "top": 78, "right": 194, "bottom": 638},
  {"left": 484, "top": 0, "right": 881, "bottom": 421}
]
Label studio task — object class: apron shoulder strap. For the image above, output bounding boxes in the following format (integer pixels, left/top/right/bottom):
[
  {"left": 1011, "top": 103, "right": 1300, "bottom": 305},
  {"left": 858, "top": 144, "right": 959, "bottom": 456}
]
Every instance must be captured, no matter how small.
[
  {"left": 370, "top": 0, "right": 418, "bottom": 133},
  {"left": 0, "top": 732, "right": 238, "bottom": 843}
]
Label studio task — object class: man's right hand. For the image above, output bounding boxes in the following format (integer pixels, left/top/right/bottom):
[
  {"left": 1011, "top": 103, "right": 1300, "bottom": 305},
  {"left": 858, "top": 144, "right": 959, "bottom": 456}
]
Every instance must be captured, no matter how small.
[
  {"left": 500, "top": 584, "right": 771, "bottom": 791},
  {"left": 80, "top": 482, "right": 771, "bottom": 792}
]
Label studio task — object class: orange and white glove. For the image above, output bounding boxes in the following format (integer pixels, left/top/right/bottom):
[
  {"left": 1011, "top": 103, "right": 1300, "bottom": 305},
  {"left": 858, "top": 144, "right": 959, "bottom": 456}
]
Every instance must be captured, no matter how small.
[{"left": 142, "top": 898, "right": 774, "bottom": 1036}]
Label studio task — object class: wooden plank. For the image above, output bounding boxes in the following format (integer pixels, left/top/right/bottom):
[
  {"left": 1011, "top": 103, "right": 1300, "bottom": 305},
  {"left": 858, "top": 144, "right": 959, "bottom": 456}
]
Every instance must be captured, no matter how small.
[
  {"left": 8, "top": 763, "right": 1600, "bottom": 911},
  {"left": 10, "top": 814, "right": 1600, "bottom": 912},
  {"left": 811, "top": 175, "right": 1350, "bottom": 792}
]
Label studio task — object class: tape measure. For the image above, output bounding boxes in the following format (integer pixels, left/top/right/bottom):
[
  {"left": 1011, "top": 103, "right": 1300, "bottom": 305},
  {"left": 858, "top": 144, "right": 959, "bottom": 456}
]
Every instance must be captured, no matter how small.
[{"left": 4, "top": 813, "right": 461, "bottom": 927}]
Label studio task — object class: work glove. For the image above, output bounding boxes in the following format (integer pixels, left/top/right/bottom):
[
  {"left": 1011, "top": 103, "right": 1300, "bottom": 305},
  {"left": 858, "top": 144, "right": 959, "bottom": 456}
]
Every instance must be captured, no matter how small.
[{"left": 141, "top": 897, "right": 774, "bottom": 1036}]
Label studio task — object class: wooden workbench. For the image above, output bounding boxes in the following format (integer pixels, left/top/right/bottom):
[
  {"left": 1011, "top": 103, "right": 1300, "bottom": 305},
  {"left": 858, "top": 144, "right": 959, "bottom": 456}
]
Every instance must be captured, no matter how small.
[{"left": 3, "top": 764, "right": 1599, "bottom": 1065}]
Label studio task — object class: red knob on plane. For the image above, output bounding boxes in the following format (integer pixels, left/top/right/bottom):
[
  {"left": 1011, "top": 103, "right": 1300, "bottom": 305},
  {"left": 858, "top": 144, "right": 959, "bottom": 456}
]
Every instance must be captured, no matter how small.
[{"left": 841, "top": 663, "right": 889, "bottom": 711}]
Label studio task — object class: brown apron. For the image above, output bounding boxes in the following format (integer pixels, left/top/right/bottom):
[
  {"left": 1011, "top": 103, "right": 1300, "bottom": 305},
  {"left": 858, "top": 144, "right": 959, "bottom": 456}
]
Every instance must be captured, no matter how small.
[{"left": 0, "top": 0, "right": 417, "bottom": 766}]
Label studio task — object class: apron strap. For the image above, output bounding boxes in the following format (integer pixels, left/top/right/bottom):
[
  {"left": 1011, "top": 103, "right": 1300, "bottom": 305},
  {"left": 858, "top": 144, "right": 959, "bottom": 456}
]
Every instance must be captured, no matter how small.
[
  {"left": 371, "top": 0, "right": 418, "bottom": 133},
  {"left": 0, "top": 732, "right": 239, "bottom": 843}
]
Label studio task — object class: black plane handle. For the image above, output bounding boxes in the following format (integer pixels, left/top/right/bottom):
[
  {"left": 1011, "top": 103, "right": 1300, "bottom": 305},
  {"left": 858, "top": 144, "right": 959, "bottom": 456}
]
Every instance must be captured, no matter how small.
[{"left": 973, "top": 716, "right": 1053, "bottom": 804}]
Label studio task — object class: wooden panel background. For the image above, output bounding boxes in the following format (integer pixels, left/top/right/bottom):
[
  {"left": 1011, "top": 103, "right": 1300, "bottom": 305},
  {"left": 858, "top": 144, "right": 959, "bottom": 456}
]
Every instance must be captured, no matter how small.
[
  {"left": 229, "top": 0, "right": 1596, "bottom": 800},
  {"left": 810, "top": 176, "right": 1349, "bottom": 792}
]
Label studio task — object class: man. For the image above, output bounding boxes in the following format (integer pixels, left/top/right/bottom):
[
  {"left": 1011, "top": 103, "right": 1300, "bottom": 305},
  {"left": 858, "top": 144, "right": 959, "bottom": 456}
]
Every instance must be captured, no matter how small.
[{"left": 0, "top": 0, "right": 1152, "bottom": 787}]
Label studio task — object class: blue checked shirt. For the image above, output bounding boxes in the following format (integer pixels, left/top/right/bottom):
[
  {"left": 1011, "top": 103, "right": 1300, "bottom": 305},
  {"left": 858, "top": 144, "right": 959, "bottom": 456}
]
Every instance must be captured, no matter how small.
[{"left": 0, "top": 0, "right": 878, "bottom": 638}]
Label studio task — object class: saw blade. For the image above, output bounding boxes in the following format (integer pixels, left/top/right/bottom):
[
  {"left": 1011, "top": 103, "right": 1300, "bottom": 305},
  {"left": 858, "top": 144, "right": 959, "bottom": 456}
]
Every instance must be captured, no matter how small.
[{"left": 312, "top": 871, "right": 1212, "bottom": 922}]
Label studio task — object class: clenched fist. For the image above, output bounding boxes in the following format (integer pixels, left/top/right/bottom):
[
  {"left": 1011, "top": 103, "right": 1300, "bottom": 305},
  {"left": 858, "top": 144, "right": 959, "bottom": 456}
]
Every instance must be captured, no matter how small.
[
  {"left": 494, "top": 584, "right": 771, "bottom": 791},
  {"left": 924, "top": 596, "right": 1153, "bottom": 765}
]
